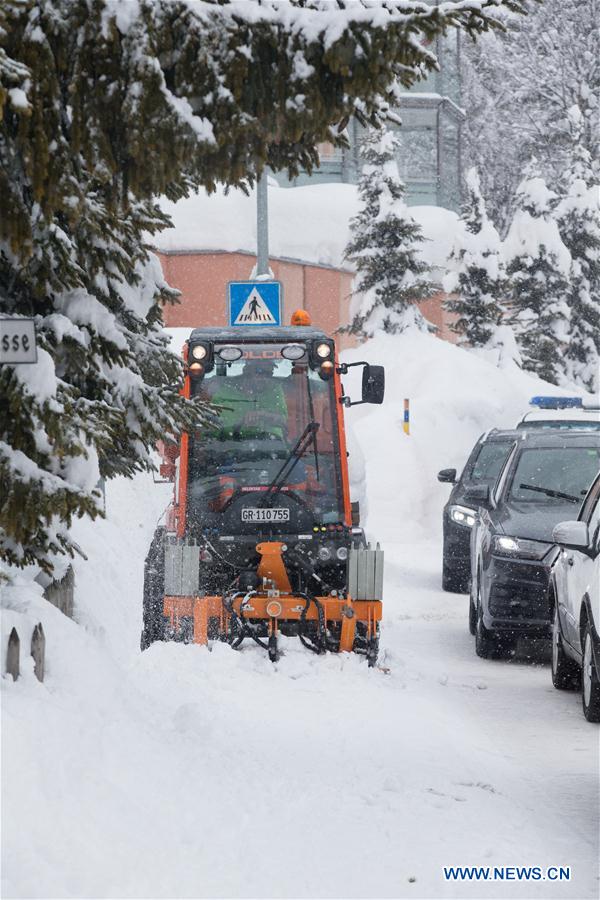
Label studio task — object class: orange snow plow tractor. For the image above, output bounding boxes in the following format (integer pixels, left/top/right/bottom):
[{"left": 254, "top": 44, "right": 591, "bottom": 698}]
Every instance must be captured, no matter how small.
[{"left": 141, "top": 317, "right": 385, "bottom": 664}]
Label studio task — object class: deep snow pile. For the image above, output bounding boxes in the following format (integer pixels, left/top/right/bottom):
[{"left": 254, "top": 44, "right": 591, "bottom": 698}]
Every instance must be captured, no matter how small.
[
  {"left": 154, "top": 182, "right": 458, "bottom": 277},
  {"left": 2, "top": 332, "right": 598, "bottom": 899},
  {"left": 340, "top": 330, "right": 588, "bottom": 541}
]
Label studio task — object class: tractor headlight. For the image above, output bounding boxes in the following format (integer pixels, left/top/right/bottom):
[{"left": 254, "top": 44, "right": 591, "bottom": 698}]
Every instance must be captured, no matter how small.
[
  {"left": 316, "top": 343, "right": 332, "bottom": 359},
  {"left": 281, "top": 344, "right": 306, "bottom": 361},
  {"left": 492, "top": 536, "right": 552, "bottom": 560},
  {"left": 336, "top": 546, "right": 349, "bottom": 561},
  {"left": 191, "top": 344, "right": 208, "bottom": 360},
  {"left": 217, "top": 346, "right": 243, "bottom": 362},
  {"left": 449, "top": 505, "right": 476, "bottom": 528}
]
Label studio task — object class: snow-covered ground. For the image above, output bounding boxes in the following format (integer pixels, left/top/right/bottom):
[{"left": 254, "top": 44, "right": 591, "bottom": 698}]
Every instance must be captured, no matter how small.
[{"left": 2, "top": 332, "right": 599, "bottom": 899}]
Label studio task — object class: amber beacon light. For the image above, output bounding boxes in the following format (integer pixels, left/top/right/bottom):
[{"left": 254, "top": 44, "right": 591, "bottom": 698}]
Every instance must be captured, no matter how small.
[{"left": 291, "top": 309, "right": 312, "bottom": 326}]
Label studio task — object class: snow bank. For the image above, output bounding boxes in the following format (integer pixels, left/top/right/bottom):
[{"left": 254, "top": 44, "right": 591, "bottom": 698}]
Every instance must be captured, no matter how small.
[
  {"left": 339, "top": 330, "right": 592, "bottom": 543},
  {"left": 155, "top": 183, "right": 458, "bottom": 277}
]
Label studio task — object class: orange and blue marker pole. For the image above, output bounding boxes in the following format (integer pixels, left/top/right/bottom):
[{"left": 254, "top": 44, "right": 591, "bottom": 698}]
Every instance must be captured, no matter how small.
[{"left": 403, "top": 398, "right": 410, "bottom": 435}]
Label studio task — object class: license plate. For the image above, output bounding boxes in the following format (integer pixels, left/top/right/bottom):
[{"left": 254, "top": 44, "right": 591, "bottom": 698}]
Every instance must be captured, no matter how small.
[{"left": 241, "top": 508, "right": 290, "bottom": 523}]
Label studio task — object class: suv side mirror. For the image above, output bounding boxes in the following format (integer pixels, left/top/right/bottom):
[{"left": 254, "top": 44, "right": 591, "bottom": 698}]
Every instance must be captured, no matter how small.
[
  {"left": 464, "top": 484, "right": 490, "bottom": 505},
  {"left": 362, "top": 365, "right": 385, "bottom": 405},
  {"left": 552, "top": 520, "right": 590, "bottom": 553},
  {"left": 437, "top": 468, "right": 457, "bottom": 484}
]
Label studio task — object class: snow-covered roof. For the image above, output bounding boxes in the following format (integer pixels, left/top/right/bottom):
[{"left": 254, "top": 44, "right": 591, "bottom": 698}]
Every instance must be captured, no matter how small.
[{"left": 154, "top": 183, "right": 458, "bottom": 275}]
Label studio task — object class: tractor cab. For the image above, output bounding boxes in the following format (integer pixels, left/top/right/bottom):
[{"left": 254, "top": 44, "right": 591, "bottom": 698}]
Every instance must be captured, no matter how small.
[{"left": 143, "top": 317, "right": 386, "bottom": 664}]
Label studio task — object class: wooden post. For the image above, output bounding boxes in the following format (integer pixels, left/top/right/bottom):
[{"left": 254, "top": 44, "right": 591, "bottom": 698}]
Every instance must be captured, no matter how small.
[
  {"left": 6, "top": 627, "right": 20, "bottom": 681},
  {"left": 31, "top": 623, "right": 45, "bottom": 682}
]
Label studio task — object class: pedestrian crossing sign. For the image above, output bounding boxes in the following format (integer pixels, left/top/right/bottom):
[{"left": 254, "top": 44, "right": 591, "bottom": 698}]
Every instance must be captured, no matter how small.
[{"left": 228, "top": 281, "right": 282, "bottom": 327}]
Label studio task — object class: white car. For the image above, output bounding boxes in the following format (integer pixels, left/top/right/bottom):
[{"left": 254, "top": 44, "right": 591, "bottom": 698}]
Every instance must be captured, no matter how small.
[
  {"left": 550, "top": 471, "right": 600, "bottom": 722},
  {"left": 517, "top": 396, "right": 600, "bottom": 432}
]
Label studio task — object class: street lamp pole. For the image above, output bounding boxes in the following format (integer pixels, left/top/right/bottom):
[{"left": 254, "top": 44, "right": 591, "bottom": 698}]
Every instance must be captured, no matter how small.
[{"left": 256, "top": 168, "right": 270, "bottom": 277}]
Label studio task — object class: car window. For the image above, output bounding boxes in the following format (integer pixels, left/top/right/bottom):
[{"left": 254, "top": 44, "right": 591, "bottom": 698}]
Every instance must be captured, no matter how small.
[
  {"left": 508, "top": 447, "right": 600, "bottom": 504},
  {"left": 581, "top": 475, "right": 600, "bottom": 522},
  {"left": 581, "top": 477, "right": 600, "bottom": 548},
  {"left": 468, "top": 441, "right": 513, "bottom": 484},
  {"left": 589, "top": 499, "right": 600, "bottom": 549}
]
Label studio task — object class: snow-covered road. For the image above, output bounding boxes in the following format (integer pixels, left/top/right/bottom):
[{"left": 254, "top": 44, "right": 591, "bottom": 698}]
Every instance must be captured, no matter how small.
[
  {"left": 3, "top": 333, "right": 598, "bottom": 899},
  {"left": 3, "top": 473, "right": 598, "bottom": 899}
]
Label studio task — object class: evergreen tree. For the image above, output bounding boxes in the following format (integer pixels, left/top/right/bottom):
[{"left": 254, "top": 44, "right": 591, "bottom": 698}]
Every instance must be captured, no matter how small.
[
  {"left": 504, "top": 174, "right": 572, "bottom": 384},
  {"left": 443, "top": 168, "right": 508, "bottom": 350},
  {"left": 463, "top": 0, "right": 599, "bottom": 232},
  {"left": 343, "top": 128, "right": 434, "bottom": 337},
  {"left": 556, "top": 144, "right": 600, "bottom": 393},
  {"left": 0, "top": 0, "right": 530, "bottom": 572}
]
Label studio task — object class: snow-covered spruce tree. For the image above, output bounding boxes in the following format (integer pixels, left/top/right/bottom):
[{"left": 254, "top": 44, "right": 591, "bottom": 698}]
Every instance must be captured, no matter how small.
[
  {"left": 555, "top": 144, "right": 600, "bottom": 393},
  {"left": 343, "top": 128, "right": 434, "bottom": 337},
  {"left": 0, "top": 0, "right": 531, "bottom": 572},
  {"left": 503, "top": 174, "right": 572, "bottom": 384},
  {"left": 463, "top": 0, "right": 600, "bottom": 232},
  {"left": 443, "top": 168, "right": 509, "bottom": 352}
]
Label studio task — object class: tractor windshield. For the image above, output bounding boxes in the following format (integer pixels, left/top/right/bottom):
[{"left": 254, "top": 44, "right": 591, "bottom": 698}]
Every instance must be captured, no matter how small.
[{"left": 187, "top": 343, "right": 345, "bottom": 534}]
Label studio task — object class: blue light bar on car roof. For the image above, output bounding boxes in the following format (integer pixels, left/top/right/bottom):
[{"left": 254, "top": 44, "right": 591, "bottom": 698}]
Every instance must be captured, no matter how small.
[{"left": 529, "top": 396, "right": 583, "bottom": 409}]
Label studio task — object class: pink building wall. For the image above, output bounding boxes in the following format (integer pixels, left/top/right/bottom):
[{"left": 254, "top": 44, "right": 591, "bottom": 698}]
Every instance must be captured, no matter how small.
[{"left": 158, "top": 250, "right": 457, "bottom": 346}]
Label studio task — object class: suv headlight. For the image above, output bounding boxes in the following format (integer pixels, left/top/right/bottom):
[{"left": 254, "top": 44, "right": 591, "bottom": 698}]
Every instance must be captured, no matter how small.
[
  {"left": 492, "top": 536, "right": 552, "bottom": 560},
  {"left": 449, "top": 505, "right": 476, "bottom": 528}
]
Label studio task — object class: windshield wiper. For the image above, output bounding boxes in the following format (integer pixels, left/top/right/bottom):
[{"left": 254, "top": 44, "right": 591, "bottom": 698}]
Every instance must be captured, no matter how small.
[
  {"left": 305, "top": 374, "right": 320, "bottom": 481},
  {"left": 519, "top": 483, "right": 581, "bottom": 503},
  {"left": 259, "top": 421, "right": 320, "bottom": 507}
]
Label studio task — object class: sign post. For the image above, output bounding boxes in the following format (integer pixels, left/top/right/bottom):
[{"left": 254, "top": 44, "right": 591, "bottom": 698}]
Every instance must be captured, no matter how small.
[
  {"left": 403, "top": 398, "right": 410, "bottom": 435},
  {"left": 0, "top": 318, "right": 37, "bottom": 365}
]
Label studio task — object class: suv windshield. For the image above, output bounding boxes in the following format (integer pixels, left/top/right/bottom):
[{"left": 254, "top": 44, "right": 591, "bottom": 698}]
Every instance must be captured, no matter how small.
[
  {"left": 469, "top": 441, "right": 513, "bottom": 484},
  {"left": 508, "top": 446, "right": 600, "bottom": 504},
  {"left": 188, "top": 344, "right": 344, "bottom": 533}
]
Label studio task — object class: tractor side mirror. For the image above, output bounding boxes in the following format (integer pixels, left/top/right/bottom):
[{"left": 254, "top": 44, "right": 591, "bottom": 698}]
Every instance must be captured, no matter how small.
[
  {"left": 338, "top": 361, "right": 385, "bottom": 407},
  {"left": 437, "top": 468, "right": 457, "bottom": 484},
  {"left": 362, "top": 365, "right": 385, "bottom": 405}
]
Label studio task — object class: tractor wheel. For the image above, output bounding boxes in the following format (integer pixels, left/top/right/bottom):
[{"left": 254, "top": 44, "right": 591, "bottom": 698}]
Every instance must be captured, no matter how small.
[{"left": 141, "top": 527, "right": 167, "bottom": 651}]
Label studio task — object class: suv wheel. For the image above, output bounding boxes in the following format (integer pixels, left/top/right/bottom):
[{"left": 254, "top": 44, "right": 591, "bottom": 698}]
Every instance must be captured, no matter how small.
[
  {"left": 582, "top": 624, "right": 600, "bottom": 722},
  {"left": 551, "top": 603, "right": 580, "bottom": 690},
  {"left": 475, "top": 582, "right": 515, "bottom": 660},
  {"left": 442, "top": 559, "right": 469, "bottom": 594},
  {"left": 468, "top": 576, "right": 477, "bottom": 635},
  {"left": 475, "top": 586, "right": 497, "bottom": 659}
]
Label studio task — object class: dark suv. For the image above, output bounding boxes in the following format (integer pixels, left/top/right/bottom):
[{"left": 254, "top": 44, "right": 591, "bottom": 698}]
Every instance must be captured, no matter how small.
[
  {"left": 438, "top": 430, "right": 519, "bottom": 592},
  {"left": 469, "top": 431, "right": 600, "bottom": 659}
]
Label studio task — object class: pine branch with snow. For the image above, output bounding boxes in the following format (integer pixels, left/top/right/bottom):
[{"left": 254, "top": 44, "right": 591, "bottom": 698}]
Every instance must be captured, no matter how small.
[
  {"left": 443, "top": 169, "right": 510, "bottom": 354},
  {"left": 504, "top": 174, "right": 572, "bottom": 385},
  {"left": 0, "top": 0, "right": 532, "bottom": 573},
  {"left": 555, "top": 149, "right": 600, "bottom": 393},
  {"left": 342, "top": 128, "right": 435, "bottom": 338}
]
